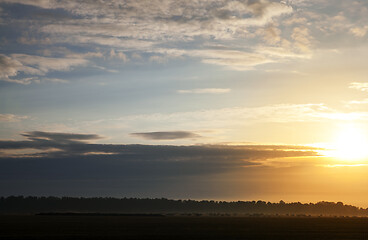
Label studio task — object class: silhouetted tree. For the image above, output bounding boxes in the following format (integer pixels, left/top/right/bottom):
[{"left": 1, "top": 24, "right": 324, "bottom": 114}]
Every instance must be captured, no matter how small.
[{"left": 0, "top": 196, "right": 367, "bottom": 216}]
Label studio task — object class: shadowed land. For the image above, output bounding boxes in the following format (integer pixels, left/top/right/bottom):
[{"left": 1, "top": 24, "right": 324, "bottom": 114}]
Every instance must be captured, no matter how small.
[
  {"left": 1, "top": 215, "right": 368, "bottom": 240},
  {"left": 2, "top": 197, "right": 368, "bottom": 239}
]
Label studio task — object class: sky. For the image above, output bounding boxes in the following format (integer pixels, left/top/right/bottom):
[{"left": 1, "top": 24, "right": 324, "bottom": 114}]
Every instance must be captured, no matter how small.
[{"left": 1, "top": 0, "right": 368, "bottom": 207}]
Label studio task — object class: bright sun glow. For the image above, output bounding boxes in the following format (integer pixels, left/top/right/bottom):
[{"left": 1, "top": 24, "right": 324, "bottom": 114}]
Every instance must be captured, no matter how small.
[{"left": 329, "top": 124, "right": 368, "bottom": 161}]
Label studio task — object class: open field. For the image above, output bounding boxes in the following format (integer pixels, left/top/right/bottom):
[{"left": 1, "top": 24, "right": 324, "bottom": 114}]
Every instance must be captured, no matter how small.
[{"left": 1, "top": 215, "right": 368, "bottom": 239}]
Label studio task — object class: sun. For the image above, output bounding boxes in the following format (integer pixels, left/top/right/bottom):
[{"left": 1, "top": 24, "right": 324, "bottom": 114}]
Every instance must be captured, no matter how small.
[{"left": 329, "top": 124, "right": 368, "bottom": 161}]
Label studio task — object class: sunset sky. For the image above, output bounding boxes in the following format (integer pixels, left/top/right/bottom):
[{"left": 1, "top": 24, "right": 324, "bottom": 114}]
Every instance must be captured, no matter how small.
[{"left": 1, "top": 0, "right": 368, "bottom": 207}]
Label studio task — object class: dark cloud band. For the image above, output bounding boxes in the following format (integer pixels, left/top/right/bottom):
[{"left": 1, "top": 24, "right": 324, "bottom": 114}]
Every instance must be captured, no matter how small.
[
  {"left": 0, "top": 131, "right": 320, "bottom": 197},
  {"left": 130, "top": 131, "right": 201, "bottom": 140}
]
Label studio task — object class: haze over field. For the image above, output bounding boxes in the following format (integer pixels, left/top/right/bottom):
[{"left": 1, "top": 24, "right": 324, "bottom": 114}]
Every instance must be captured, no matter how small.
[{"left": 1, "top": 0, "right": 368, "bottom": 207}]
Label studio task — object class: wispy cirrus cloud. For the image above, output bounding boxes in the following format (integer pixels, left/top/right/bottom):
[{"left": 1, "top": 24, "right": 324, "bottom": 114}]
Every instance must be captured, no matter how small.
[
  {"left": 349, "top": 82, "right": 368, "bottom": 92},
  {"left": 0, "top": 114, "right": 28, "bottom": 122},
  {"left": 64, "top": 102, "right": 368, "bottom": 145},
  {"left": 26, "top": 0, "right": 292, "bottom": 45},
  {"left": 110, "top": 103, "right": 347, "bottom": 127},
  {"left": 0, "top": 54, "right": 88, "bottom": 84},
  {"left": 11, "top": 54, "right": 88, "bottom": 74},
  {"left": 189, "top": 49, "right": 274, "bottom": 70},
  {"left": 0, "top": 0, "right": 298, "bottom": 83},
  {"left": 1, "top": 0, "right": 368, "bottom": 84},
  {"left": 345, "top": 99, "right": 368, "bottom": 105}
]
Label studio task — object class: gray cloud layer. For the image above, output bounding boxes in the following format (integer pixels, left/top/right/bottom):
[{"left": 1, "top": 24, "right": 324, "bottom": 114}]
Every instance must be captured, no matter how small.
[
  {"left": 0, "top": 131, "right": 319, "bottom": 174},
  {"left": 0, "top": 131, "right": 320, "bottom": 196},
  {"left": 130, "top": 131, "right": 201, "bottom": 140},
  {"left": 21, "top": 131, "right": 102, "bottom": 142}
]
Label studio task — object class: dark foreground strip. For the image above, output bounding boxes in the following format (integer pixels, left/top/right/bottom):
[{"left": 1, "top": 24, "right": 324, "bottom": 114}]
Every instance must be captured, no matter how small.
[{"left": 36, "top": 212, "right": 165, "bottom": 217}]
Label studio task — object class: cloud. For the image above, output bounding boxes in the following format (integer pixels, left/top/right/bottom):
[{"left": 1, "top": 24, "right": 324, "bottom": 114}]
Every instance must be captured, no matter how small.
[
  {"left": 33, "top": 0, "right": 291, "bottom": 44},
  {"left": 0, "top": 131, "right": 103, "bottom": 155},
  {"left": 0, "top": 130, "right": 321, "bottom": 196},
  {"left": 65, "top": 51, "right": 104, "bottom": 59},
  {"left": 0, "top": 0, "right": 53, "bottom": 8},
  {"left": 11, "top": 54, "right": 88, "bottom": 74},
  {"left": 41, "top": 78, "right": 69, "bottom": 83},
  {"left": 132, "top": 53, "right": 142, "bottom": 60},
  {"left": 177, "top": 88, "right": 231, "bottom": 94},
  {"left": 0, "top": 0, "right": 298, "bottom": 71},
  {"left": 109, "top": 49, "right": 128, "bottom": 62},
  {"left": 244, "top": 0, "right": 292, "bottom": 22},
  {"left": 262, "top": 24, "right": 282, "bottom": 44},
  {"left": 2, "top": 0, "right": 368, "bottom": 77},
  {"left": 21, "top": 131, "right": 102, "bottom": 142},
  {"left": 345, "top": 99, "right": 368, "bottom": 105},
  {"left": 189, "top": 49, "right": 274, "bottom": 70},
  {"left": 17, "top": 36, "right": 52, "bottom": 45},
  {"left": 5, "top": 0, "right": 292, "bottom": 19},
  {"left": 0, "top": 114, "right": 28, "bottom": 122},
  {"left": 130, "top": 131, "right": 201, "bottom": 140},
  {"left": 291, "top": 26, "right": 312, "bottom": 52},
  {"left": 149, "top": 55, "right": 167, "bottom": 64},
  {"left": 350, "top": 27, "right": 367, "bottom": 38},
  {"left": 0, "top": 54, "right": 23, "bottom": 81},
  {"left": 0, "top": 54, "right": 88, "bottom": 84},
  {"left": 0, "top": 131, "right": 320, "bottom": 159},
  {"left": 350, "top": 82, "right": 368, "bottom": 92},
  {"left": 0, "top": 131, "right": 319, "bottom": 165},
  {"left": 0, "top": 130, "right": 321, "bottom": 202},
  {"left": 111, "top": 103, "right": 338, "bottom": 126},
  {"left": 1, "top": 0, "right": 367, "bottom": 88},
  {"left": 71, "top": 103, "right": 368, "bottom": 146},
  {"left": 185, "top": 44, "right": 311, "bottom": 70}
]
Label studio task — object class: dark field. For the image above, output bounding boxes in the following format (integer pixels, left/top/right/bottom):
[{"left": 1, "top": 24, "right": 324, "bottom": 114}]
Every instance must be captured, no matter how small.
[{"left": 1, "top": 215, "right": 368, "bottom": 239}]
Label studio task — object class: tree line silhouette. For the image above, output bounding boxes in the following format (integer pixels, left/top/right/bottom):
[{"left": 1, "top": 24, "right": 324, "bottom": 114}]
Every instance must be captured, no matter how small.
[{"left": 1, "top": 196, "right": 367, "bottom": 216}]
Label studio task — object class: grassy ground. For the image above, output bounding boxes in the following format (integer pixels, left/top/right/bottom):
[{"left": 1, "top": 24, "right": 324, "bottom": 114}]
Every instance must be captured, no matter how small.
[{"left": 1, "top": 215, "right": 368, "bottom": 239}]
